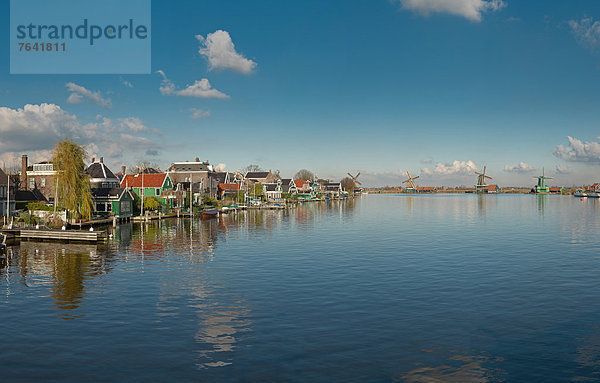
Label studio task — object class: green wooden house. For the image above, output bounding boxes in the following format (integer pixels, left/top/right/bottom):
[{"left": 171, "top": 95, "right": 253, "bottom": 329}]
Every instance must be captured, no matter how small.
[{"left": 121, "top": 173, "right": 175, "bottom": 207}]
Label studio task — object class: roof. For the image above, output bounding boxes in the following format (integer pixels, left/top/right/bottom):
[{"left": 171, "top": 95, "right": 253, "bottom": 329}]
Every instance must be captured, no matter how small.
[
  {"left": 121, "top": 173, "right": 168, "bottom": 188},
  {"left": 417, "top": 186, "right": 436, "bottom": 191},
  {"left": 14, "top": 189, "right": 47, "bottom": 202},
  {"left": 264, "top": 183, "right": 278, "bottom": 192},
  {"left": 549, "top": 187, "right": 563, "bottom": 191},
  {"left": 280, "top": 178, "right": 292, "bottom": 185},
  {"left": 217, "top": 183, "right": 241, "bottom": 191},
  {"left": 245, "top": 171, "right": 270, "bottom": 179},
  {"left": 294, "top": 179, "right": 308, "bottom": 188},
  {"left": 86, "top": 162, "right": 118, "bottom": 180},
  {"left": 487, "top": 184, "right": 499, "bottom": 190},
  {"left": 168, "top": 162, "right": 212, "bottom": 172},
  {"left": 91, "top": 187, "right": 128, "bottom": 199},
  {"left": 211, "top": 172, "right": 229, "bottom": 184},
  {"left": 0, "top": 168, "right": 9, "bottom": 185}
]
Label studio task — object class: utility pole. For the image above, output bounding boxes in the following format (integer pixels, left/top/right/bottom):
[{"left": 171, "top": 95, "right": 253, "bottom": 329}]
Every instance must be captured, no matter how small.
[
  {"left": 190, "top": 172, "right": 193, "bottom": 217},
  {"left": 6, "top": 173, "right": 10, "bottom": 221},
  {"left": 141, "top": 171, "right": 145, "bottom": 216}
]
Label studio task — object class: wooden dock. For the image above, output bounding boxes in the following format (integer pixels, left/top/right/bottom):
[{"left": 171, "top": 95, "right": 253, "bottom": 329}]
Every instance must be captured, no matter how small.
[{"left": 19, "top": 229, "right": 107, "bottom": 243}]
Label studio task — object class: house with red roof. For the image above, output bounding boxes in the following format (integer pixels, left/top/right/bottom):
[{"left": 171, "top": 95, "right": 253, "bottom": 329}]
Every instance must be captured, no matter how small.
[
  {"left": 121, "top": 173, "right": 174, "bottom": 207},
  {"left": 293, "top": 179, "right": 310, "bottom": 193},
  {"left": 217, "top": 183, "right": 243, "bottom": 200}
]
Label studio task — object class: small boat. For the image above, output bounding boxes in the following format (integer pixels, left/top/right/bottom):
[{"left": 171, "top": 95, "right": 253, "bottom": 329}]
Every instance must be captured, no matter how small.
[
  {"left": 574, "top": 189, "right": 587, "bottom": 198},
  {"left": 200, "top": 208, "right": 219, "bottom": 218}
]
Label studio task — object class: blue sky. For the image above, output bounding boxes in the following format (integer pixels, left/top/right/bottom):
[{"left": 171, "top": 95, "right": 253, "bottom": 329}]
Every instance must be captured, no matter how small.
[{"left": 2, "top": 0, "right": 600, "bottom": 187}]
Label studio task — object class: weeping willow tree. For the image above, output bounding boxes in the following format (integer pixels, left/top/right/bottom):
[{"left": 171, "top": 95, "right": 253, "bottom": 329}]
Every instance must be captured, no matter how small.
[{"left": 52, "top": 139, "right": 94, "bottom": 220}]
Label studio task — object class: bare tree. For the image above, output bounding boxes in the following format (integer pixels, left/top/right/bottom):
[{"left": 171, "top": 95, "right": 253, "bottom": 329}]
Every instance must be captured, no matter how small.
[
  {"left": 128, "top": 160, "right": 162, "bottom": 174},
  {"left": 243, "top": 164, "right": 264, "bottom": 173},
  {"left": 294, "top": 169, "right": 314, "bottom": 181}
]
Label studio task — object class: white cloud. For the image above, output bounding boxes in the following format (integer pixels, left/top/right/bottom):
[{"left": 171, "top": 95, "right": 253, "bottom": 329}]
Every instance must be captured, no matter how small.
[
  {"left": 0, "top": 103, "right": 162, "bottom": 169},
  {"left": 215, "top": 163, "right": 227, "bottom": 172},
  {"left": 421, "top": 160, "right": 478, "bottom": 175},
  {"left": 503, "top": 162, "right": 536, "bottom": 173},
  {"left": 120, "top": 77, "right": 133, "bottom": 88},
  {"left": 554, "top": 136, "right": 600, "bottom": 163},
  {"left": 394, "top": 0, "right": 506, "bottom": 22},
  {"left": 196, "top": 30, "right": 257, "bottom": 74},
  {"left": 65, "top": 82, "right": 112, "bottom": 108},
  {"left": 157, "top": 70, "right": 229, "bottom": 99},
  {"left": 117, "top": 117, "right": 148, "bottom": 132},
  {"left": 556, "top": 165, "right": 572, "bottom": 174},
  {"left": 190, "top": 108, "right": 211, "bottom": 120},
  {"left": 569, "top": 17, "right": 600, "bottom": 52}
]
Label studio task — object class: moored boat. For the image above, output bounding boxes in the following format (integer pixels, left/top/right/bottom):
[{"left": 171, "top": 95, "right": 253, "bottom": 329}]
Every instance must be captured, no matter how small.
[{"left": 200, "top": 208, "right": 219, "bottom": 218}]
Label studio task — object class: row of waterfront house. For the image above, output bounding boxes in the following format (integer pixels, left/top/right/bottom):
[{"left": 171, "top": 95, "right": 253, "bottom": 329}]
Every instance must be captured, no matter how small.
[{"left": 0, "top": 155, "right": 345, "bottom": 220}]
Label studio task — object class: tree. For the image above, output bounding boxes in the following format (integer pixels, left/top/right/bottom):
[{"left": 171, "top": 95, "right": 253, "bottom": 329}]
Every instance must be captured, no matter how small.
[
  {"left": 341, "top": 177, "right": 356, "bottom": 192},
  {"left": 253, "top": 182, "right": 264, "bottom": 197},
  {"left": 128, "top": 160, "right": 162, "bottom": 174},
  {"left": 52, "top": 139, "right": 94, "bottom": 220},
  {"left": 143, "top": 196, "right": 160, "bottom": 211},
  {"left": 243, "top": 164, "right": 263, "bottom": 173},
  {"left": 294, "top": 169, "right": 314, "bottom": 181}
]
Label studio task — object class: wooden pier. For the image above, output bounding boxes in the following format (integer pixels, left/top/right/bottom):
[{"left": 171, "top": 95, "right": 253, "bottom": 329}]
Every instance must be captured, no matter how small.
[{"left": 6, "top": 229, "right": 107, "bottom": 243}]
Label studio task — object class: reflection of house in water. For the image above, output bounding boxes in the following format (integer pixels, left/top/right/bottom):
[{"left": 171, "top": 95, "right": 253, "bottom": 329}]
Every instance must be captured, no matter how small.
[
  {"left": 8, "top": 242, "right": 110, "bottom": 319},
  {"left": 191, "top": 291, "right": 252, "bottom": 368}
]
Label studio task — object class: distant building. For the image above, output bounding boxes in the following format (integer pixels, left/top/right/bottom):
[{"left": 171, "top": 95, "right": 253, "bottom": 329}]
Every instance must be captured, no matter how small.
[
  {"left": 121, "top": 173, "right": 175, "bottom": 207},
  {"left": 293, "top": 179, "right": 311, "bottom": 193},
  {"left": 549, "top": 187, "right": 564, "bottom": 194},
  {"left": 21, "top": 155, "right": 57, "bottom": 202},
  {"left": 485, "top": 184, "right": 501, "bottom": 193},
  {"left": 217, "top": 183, "right": 242, "bottom": 200},
  {"left": 0, "top": 168, "right": 16, "bottom": 217},
  {"left": 86, "top": 157, "right": 120, "bottom": 189},
  {"left": 416, "top": 186, "right": 436, "bottom": 193},
  {"left": 245, "top": 171, "right": 276, "bottom": 185},
  {"left": 167, "top": 158, "right": 216, "bottom": 196},
  {"left": 86, "top": 158, "right": 133, "bottom": 217}
]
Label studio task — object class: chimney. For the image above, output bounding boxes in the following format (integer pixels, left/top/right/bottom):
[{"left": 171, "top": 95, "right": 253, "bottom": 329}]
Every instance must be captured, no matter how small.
[
  {"left": 195, "top": 157, "right": 200, "bottom": 162},
  {"left": 21, "top": 154, "right": 28, "bottom": 191},
  {"left": 99, "top": 157, "right": 103, "bottom": 163},
  {"left": 121, "top": 165, "right": 126, "bottom": 175}
]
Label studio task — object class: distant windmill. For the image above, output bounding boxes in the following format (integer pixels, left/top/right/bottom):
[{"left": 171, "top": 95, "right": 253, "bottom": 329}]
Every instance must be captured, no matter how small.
[
  {"left": 348, "top": 172, "right": 362, "bottom": 186},
  {"left": 475, "top": 166, "right": 492, "bottom": 193},
  {"left": 533, "top": 168, "right": 552, "bottom": 194},
  {"left": 402, "top": 171, "right": 420, "bottom": 193}
]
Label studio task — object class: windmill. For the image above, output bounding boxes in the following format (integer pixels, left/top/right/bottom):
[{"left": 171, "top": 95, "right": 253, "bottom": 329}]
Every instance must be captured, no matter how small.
[
  {"left": 347, "top": 172, "right": 362, "bottom": 193},
  {"left": 533, "top": 168, "right": 552, "bottom": 194},
  {"left": 402, "top": 171, "right": 420, "bottom": 193},
  {"left": 475, "top": 166, "right": 492, "bottom": 193}
]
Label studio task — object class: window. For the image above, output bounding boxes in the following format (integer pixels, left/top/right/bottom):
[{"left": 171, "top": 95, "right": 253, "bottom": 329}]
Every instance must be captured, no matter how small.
[
  {"left": 156, "top": 188, "right": 160, "bottom": 196},
  {"left": 96, "top": 203, "right": 106, "bottom": 212},
  {"left": 29, "top": 178, "right": 35, "bottom": 189},
  {"left": 41, "top": 178, "right": 46, "bottom": 187},
  {"left": 106, "top": 203, "right": 112, "bottom": 212}
]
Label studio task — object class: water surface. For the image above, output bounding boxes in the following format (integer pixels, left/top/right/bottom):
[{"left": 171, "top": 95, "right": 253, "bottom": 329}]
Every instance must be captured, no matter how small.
[{"left": 2, "top": 194, "right": 600, "bottom": 382}]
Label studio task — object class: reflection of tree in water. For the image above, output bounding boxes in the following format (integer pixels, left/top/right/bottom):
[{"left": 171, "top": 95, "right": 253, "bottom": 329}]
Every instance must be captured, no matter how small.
[
  {"left": 399, "top": 348, "right": 505, "bottom": 383},
  {"left": 12, "top": 242, "right": 110, "bottom": 319}
]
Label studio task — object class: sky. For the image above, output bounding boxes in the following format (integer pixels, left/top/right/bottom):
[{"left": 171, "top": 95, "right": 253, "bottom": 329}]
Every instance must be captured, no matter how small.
[{"left": 2, "top": 0, "right": 600, "bottom": 187}]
